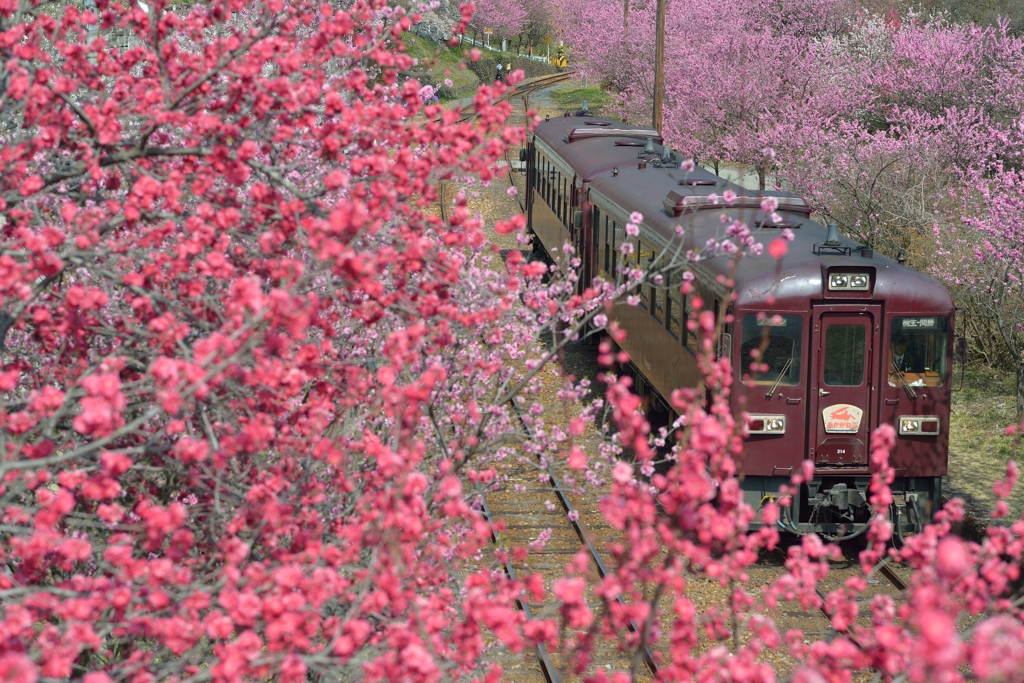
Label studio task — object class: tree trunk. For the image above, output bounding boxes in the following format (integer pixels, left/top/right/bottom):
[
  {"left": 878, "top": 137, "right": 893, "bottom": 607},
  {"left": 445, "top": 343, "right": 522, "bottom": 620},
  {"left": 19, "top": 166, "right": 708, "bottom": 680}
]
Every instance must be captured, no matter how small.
[
  {"left": 758, "top": 166, "right": 766, "bottom": 191},
  {"left": 1017, "top": 359, "right": 1024, "bottom": 421}
]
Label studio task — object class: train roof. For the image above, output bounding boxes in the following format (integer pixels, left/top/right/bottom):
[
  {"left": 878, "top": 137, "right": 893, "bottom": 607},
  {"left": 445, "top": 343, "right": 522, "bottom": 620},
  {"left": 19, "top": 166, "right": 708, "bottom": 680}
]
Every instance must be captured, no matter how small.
[{"left": 531, "top": 115, "right": 954, "bottom": 314}]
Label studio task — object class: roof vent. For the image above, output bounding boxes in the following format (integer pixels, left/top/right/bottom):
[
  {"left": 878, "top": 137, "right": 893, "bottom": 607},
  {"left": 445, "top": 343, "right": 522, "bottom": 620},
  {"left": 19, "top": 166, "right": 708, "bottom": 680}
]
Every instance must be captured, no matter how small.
[
  {"left": 814, "top": 223, "right": 852, "bottom": 255},
  {"left": 567, "top": 127, "right": 664, "bottom": 143},
  {"left": 644, "top": 137, "right": 655, "bottom": 154},
  {"left": 663, "top": 191, "right": 812, "bottom": 217},
  {"left": 825, "top": 223, "right": 841, "bottom": 246}
]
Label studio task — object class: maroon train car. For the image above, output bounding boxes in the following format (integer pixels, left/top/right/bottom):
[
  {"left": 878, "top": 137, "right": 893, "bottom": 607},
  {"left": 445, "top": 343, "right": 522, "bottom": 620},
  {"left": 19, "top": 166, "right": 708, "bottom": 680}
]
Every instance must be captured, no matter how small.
[{"left": 524, "top": 113, "right": 954, "bottom": 540}]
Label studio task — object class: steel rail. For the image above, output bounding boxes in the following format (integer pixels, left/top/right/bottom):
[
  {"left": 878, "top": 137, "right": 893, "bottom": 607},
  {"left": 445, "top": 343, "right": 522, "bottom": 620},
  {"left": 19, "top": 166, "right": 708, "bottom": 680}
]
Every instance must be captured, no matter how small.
[
  {"left": 457, "top": 71, "right": 575, "bottom": 124},
  {"left": 876, "top": 560, "right": 910, "bottom": 592},
  {"left": 509, "top": 398, "right": 660, "bottom": 676},
  {"left": 477, "top": 491, "right": 564, "bottom": 683}
]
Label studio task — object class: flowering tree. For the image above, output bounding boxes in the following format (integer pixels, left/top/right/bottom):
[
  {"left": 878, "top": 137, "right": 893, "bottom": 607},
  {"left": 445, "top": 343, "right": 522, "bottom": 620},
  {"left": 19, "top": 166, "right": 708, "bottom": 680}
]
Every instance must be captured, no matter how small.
[
  {"left": 0, "top": 0, "right": 615, "bottom": 679},
  {"left": 933, "top": 165, "right": 1024, "bottom": 417},
  {"left": 557, "top": 0, "right": 859, "bottom": 187},
  {"left": 3, "top": 0, "right": 1024, "bottom": 682},
  {"left": 469, "top": 0, "right": 528, "bottom": 39}
]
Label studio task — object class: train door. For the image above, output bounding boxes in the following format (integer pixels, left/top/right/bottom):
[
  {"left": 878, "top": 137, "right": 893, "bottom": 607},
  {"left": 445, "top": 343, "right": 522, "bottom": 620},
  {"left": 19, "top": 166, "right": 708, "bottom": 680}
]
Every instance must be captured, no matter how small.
[{"left": 808, "top": 305, "right": 881, "bottom": 468}]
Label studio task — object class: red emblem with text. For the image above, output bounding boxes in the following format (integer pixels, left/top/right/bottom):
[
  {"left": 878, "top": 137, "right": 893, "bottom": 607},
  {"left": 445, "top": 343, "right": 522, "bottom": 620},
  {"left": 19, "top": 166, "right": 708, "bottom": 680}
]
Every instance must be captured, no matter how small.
[{"left": 822, "top": 404, "right": 863, "bottom": 433}]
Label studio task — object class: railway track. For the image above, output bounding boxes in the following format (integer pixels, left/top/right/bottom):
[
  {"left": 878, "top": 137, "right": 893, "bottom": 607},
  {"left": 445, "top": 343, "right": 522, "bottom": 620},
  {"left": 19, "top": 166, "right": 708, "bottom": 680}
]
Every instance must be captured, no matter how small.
[
  {"left": 752, "top": 543, "right": 911, "bottom": 650},
  {"left": 480, "top": 398, "right": 657, "bottom": 683},
  {"left": 456, "top": 71, "right": 576, "bottom": 124}
]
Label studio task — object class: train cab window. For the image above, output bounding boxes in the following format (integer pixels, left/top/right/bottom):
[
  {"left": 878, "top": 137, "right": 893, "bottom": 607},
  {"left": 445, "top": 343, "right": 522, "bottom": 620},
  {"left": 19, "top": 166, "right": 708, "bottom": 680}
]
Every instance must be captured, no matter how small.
[
  {"left": 888, "top": 316, "right": 948, "bottom": 387},
  {"left": 740, "top": 314, "right": 803, "bottom": 385},
  {"left": 823, "top": 324, "right": 865, "bottom": 386}
]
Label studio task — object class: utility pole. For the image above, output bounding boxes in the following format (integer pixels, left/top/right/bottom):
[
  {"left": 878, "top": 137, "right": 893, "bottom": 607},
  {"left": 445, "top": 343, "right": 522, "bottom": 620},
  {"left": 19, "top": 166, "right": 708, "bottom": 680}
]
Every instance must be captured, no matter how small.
[
  {"left": 623, "top": 0, "right": 629, "bottom": 27},
  {"left": 653, "top": 0, "right": 666, "bottom": 133}
]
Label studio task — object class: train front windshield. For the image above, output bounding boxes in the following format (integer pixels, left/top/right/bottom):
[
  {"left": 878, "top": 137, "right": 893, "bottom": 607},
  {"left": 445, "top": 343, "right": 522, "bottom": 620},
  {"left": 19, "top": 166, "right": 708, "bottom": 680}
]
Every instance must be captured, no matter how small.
[
  {"left": 740, "top": 314, "right": 803, "bottom": 385},
  {"left": 888, "top": 316, "right": 949, "bottom": 387}
]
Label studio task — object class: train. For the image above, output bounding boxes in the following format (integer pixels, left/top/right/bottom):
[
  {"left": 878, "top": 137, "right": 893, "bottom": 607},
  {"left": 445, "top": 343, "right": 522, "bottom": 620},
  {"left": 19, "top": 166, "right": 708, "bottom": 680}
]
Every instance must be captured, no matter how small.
[{"left": 522, "top": 111, "right": 959, "bottom": 540}]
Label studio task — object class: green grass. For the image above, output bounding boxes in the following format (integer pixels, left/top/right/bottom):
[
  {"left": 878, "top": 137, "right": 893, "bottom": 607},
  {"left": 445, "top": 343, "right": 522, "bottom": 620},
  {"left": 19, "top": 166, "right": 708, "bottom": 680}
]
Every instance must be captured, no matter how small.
[
  {"left": 400, "top": 33, "right": 480, "bottom": 99},
  {"left": 549, "top": 84, "right": 614, "bottom": 116},
  {"left": 946, "top": 365, "right": 1023, "bottom": 523}
]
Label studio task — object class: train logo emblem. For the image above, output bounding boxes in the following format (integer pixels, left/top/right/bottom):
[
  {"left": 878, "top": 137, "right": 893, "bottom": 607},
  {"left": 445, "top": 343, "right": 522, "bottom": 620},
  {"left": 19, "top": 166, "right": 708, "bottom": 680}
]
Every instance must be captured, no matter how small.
[{"left": 822, "top": 404, "right": 863, "bottom": 433}]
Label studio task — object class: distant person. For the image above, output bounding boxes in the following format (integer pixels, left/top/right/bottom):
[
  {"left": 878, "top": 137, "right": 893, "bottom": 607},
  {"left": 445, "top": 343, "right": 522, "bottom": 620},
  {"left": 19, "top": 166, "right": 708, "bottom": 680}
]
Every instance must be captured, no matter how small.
[
  {"left": 495, "top": 62, "right": 503, "bottom": 82},
  {"left": 891, "top": 335, "right": 923, "bottom": 373}
]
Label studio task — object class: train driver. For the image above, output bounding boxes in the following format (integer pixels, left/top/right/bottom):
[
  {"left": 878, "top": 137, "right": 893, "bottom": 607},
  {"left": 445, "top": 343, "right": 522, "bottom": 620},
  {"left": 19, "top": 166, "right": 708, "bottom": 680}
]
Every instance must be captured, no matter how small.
[{"left": 891, "top": 335, "right": 923, "bottom": 374}]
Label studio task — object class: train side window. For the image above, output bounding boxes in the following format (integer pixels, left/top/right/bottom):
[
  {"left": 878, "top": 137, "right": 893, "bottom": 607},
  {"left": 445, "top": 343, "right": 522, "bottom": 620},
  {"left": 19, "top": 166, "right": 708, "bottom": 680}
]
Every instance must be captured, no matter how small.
[
  {"left": 622, "top": 228, "right": 637, "bottom": 276},
  {"left": 560, "top": 174, "right": 566, "bottom": 226},
  {"left": 667, "top": 271, "right": 682, "bottom": 340},
  {"left": 554, "top": 170, "right": 560, "bottom": 220},
  {"left": 889, "top": 316, "right": 948, "bottom": 387},
  {"left": 564, "top": 177, "right": 571, "bottom": 228},
  {"left": 604, "top": 216, "right": 612, "bottom": 276},
  {"left": 651, "top": 259, "right": 665, "bottom": 324},
  {"left": 561, "top": 176, "right": 569, "bottom": 227},
  {"left": 559, "top": 174, "right": 565, "bottom": 226},
  {"left": 544, "top": 159, "right": 551, "bottom": 206},
  {"left": 740, "top": 314, "right": 802, "bottom": 385},
  {"left": 823, "top": 324, "right": 865, "bottom": 386},
  {"left": 549, "top": 164, "right": 555, "bottom": 209},
  {"left": 611, "top": 220, "right": 621, "bottom": 276},
  {"left": 539, "top": 155, "right": 546, "bottom": 202},
  {"left": 638, "top": 240, "right": 651, "bottom": 310},
  {"left": 551, "top": 168, "right": 558, "bottom": 215},
  {"left": 538, "top": 154, "right": 544, "bottom": 197},
  {"left": 685, "top": 288, "right": 697, "bottom": 354},
  {"left": 593, "top": 206, "right": 603, "bottom": 276}
]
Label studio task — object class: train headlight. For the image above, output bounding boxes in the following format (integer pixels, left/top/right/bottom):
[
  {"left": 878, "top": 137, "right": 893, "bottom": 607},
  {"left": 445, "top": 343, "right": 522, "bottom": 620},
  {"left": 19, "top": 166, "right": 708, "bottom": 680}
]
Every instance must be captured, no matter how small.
[
  {"left": 747, "top": 414, "right": 786, "bottom": 435},
  {"left": 828, "top": 272, "right": 870, "bottom": 291},
  {"left": 899, "top": 416, "right": 940, "bottom": 436}
]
